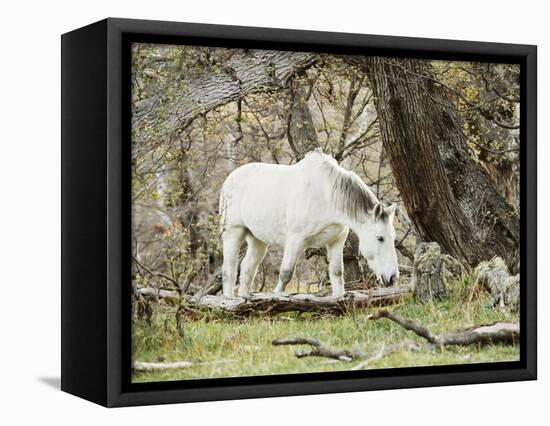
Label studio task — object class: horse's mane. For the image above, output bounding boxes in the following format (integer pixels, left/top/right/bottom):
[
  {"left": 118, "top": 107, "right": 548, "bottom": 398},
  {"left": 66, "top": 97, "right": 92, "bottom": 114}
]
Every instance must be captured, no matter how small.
[{"left": 320, "top": 159, "right": 379, "bottom": 222}]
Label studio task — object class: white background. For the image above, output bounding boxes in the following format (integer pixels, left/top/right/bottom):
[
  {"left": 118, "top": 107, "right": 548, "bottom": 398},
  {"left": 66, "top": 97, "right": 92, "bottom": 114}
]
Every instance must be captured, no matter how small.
[{"left": 0, "top": 0, "right": 545, "bottom": 424}]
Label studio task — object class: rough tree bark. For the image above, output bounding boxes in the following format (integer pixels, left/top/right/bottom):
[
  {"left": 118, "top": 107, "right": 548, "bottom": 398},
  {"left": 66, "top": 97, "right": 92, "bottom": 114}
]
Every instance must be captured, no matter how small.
[
  {"left": 342, "top": 233, "right": 364, "bottom": 284},
  {"left": 412, "top": 242, "right": 446, "bottom": 303},
  {"left": 134, "top": 50, "right": 317, "bottom": 145},
  {"left": 286, "top": 74, "right": 320, "bottom": 157},
  {"left": 352, "top": 57, "right": 519, "bottom": 272}
]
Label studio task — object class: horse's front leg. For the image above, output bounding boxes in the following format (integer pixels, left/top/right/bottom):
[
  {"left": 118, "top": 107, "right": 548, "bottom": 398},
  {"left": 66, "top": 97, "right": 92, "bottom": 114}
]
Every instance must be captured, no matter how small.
[
  {"left": 326, "top": 229, "right": 348, "bottom": 297},
  {"left": 274, "top": 236, "right": 305, "bottom": 294}
]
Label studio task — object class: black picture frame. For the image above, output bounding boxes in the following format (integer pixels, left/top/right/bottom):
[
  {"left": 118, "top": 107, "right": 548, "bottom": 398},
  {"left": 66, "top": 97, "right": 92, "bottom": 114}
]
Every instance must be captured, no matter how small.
[{"left": 61, "top": 17, "right": 537, "bottom": 407}]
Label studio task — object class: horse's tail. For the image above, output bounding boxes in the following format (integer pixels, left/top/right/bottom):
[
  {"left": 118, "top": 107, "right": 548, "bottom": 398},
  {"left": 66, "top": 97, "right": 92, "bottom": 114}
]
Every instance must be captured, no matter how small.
[
  {"left": 218, "top": 181, "right": 228, "bottom": 234},
  {"left": 219, "top": 169, "right": 239, "bottom": 235},
  {"left": 218, "top": 163, "right": 258, "bottom": 236}
]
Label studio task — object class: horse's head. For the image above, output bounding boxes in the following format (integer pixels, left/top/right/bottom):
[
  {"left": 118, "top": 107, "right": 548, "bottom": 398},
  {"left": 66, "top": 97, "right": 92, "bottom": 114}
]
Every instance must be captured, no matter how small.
[{"left": 357, "top": 203, "right": 399, "bottom": 286}]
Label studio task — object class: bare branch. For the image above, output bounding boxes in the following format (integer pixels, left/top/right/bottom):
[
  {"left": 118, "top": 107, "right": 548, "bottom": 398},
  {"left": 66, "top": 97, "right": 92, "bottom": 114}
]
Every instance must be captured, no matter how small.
[
  {"left": 368, "top": 309, "right": 519, "bottom": 346},
  {"left": 272, "top": 336, "right": 420, "bottom": 366},
  {"left": 132, "top": 255, "right": 180, "bottom": 288},
  {"left": 272, "top": 337, "right": 364, "bottom": 361},
  {"left": 273, "top": 310, "right": 518, "bottom": 371},
  {"left": 133, "top": 359, "right": 234, "bottom": 371}
]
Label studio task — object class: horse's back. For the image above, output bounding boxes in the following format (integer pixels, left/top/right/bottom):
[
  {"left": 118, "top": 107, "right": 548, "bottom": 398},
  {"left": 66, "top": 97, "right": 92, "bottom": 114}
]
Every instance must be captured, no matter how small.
[
  {"left": 221, "top": 162, "right": 293, "bottom": 202},
  {"left": 220, "top": 163, "right": 294, "bottom": 238},
  {"left": 220, "top": 153, "right": 338, "bottom": 246}
]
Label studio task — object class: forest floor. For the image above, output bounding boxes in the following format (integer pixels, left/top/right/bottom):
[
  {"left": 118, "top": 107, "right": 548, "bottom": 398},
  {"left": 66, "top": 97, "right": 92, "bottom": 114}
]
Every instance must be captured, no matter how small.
[{"left": 131, "top": 273, "right": 519, "bottom": 383}]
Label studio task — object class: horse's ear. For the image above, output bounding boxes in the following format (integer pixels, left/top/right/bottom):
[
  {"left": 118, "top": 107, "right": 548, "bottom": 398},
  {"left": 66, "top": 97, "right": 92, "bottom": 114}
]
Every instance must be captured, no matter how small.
[
  {"left": 384, "top": 204, "right": 397, "bottom": 222},
  {"left": 374, "top": 203, "right": 396, "bottom": 222},
  {"left": 373, "top": 203, "right": 383, "bottom": 221}
]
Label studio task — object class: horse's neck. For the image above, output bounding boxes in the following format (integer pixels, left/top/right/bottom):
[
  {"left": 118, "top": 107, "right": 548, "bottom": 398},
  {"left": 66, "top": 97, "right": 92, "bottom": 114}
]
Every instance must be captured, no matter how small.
[
  {"left": 321, "top": 165, "right": 377, "bottom": 227},
  {"left": 340, "top": 214, "right": 371, "bottom": 236},
  {"left": 294, "top": 155, "right": 377, "bottom": 233},
  {"left": 323, "top": 186, "right": 372, "bottom": 235}
]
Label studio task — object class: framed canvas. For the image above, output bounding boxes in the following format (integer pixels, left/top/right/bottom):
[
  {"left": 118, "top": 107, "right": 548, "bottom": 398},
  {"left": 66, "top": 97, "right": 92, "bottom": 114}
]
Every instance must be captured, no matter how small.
[{"left": 61, "top": 18, "right": 537, "bottom": 407}]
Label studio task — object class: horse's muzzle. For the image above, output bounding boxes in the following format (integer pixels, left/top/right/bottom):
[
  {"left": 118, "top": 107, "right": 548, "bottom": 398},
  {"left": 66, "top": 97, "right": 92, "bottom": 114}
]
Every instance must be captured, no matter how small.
[{"left": 381, "top": 273, "right": 397, "bottom": 286}]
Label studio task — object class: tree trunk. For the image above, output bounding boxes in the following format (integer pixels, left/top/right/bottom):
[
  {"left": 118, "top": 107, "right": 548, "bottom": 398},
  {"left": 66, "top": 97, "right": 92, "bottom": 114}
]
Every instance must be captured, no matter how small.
[
  {"left": 356, "top": 57, "right": 519, "bottom": 272},
  {"left": 342, "top": 232, "right": 364, "bottom": 284},
  {"left": 286, "top": 74, "right": 320, "bottom": 158}
]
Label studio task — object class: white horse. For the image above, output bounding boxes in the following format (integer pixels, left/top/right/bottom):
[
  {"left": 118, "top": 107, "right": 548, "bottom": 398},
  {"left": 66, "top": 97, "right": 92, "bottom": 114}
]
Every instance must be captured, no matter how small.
[{"left": 219, "top": 150, "right": 399, "bottom": 298}]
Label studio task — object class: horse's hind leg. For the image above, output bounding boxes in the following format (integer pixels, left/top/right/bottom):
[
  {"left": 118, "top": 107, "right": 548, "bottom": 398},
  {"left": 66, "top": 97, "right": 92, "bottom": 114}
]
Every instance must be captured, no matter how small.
[
  {"left": 221, "top": 227, "right": 245, "bottom": 298},
  {"left": 238, "top": 235, "right": 268, "bottom": 297},
  {"left": 274, "top": 236, "right": 305, "bottom": 294},
  {"left": 326, "top": 229, "right": 349, "bottom": 297}
]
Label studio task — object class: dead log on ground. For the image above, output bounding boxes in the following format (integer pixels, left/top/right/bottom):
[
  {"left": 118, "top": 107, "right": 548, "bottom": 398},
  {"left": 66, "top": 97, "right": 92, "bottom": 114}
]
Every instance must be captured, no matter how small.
[{"left": 187, "top": 285, "right": 411, "bottom": 316}]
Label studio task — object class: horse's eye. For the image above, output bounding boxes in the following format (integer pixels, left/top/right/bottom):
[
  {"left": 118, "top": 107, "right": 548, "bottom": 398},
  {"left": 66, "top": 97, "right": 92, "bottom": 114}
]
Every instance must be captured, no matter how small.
[{"left": 377, "top": 236, "right": 384, "bottom": 242}]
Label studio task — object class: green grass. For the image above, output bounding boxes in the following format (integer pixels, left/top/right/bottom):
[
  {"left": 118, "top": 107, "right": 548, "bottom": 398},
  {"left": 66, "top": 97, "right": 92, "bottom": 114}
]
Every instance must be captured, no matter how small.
[{"left": 131, "top": 274, "right": 519, "bottom": 383}]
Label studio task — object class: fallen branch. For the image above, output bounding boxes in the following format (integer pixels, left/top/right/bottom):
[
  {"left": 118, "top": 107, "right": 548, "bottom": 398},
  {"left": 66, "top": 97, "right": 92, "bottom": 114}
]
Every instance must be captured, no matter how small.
[
  {"left": 132, "top": 359, "right": 234, "bottom": 371},
  {"left": 135, "top": 286, "right": 179, "bottom": 300},
  {"left": 272, "top": 337, "right": 420, "bottom": 367},
  {"left": 368, "top": 309, "right": 519, "bottom": 346},
  {"left": 188, "top": 285, "right": 411, "bottom": 316},
  {"left": 272, "top": 309, "right": 518, "bottom": 370},
  {"left": 272, "top": 337, "right": 367, "bottom": 361}
]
